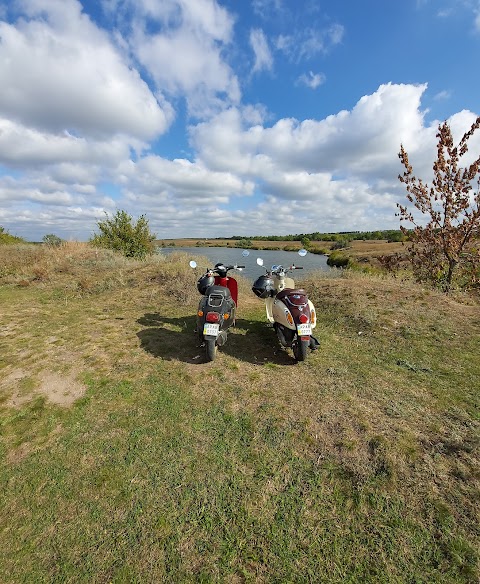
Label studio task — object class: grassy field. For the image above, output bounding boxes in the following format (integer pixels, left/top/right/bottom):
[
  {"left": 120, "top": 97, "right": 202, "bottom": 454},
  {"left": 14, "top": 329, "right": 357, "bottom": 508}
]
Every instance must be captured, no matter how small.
[{"left": 0, "top": 243, "right": 479, "bottom": 583}]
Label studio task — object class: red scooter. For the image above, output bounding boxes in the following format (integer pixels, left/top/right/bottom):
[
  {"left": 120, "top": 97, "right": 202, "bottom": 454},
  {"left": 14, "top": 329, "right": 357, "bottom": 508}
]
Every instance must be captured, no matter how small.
[{"left": 190, "top": 260, "right": 245, "bottom": 361}]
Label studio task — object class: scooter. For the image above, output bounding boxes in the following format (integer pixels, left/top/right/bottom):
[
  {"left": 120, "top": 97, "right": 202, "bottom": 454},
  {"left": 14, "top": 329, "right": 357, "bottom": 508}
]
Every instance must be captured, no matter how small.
[
  {"left": 252, "top": 250, "right": 319, "bottom": 361},
  {"left": 189, "top": 259, "right": 245, "bottom": 361}
]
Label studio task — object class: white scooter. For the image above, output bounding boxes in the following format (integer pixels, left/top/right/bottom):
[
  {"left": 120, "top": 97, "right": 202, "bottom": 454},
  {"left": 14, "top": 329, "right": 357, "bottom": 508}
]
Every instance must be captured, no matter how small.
[{"left": 252, "top": 250, "right": 320, "bottom": 361}]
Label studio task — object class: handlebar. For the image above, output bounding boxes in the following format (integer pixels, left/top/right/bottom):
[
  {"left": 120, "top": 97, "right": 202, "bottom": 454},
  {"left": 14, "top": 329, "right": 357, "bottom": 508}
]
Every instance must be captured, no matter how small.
[
  {"left": 205, "top": 264, "right": 244, "bottom": 275},
  {"left": 266, "top": 264, "right": 303, "bottom": 275}
]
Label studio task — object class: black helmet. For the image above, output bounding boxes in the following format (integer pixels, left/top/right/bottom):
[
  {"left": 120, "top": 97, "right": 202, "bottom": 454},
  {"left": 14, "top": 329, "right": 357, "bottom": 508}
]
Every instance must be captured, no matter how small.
[
  {"left": 197, "top": 274, "right": 215, "bottom": 294},
  {"left": 252, "top": 275, "right": 275, "bottom": 299}
]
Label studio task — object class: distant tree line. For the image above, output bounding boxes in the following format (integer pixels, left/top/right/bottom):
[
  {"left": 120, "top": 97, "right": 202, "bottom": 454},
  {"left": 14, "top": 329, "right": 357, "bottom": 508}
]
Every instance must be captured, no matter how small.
[{"left": 223, "top": 230, "right": 406, "bottom": 243}]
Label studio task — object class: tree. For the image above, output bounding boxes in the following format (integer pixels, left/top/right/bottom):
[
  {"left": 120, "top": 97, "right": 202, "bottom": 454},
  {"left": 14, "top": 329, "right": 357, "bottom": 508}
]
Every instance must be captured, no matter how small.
[
  {"left": 90, "top": 210, "right": 156, "bottom": 259},
  {"left": 42, "top": 234, "right": 63, "bottom": 247},
  {"left": 300, "top": 236, "right": 311, "bottom": 248},
  {"left": 397, "top": 116, "right": 480, "bottom": 290}
]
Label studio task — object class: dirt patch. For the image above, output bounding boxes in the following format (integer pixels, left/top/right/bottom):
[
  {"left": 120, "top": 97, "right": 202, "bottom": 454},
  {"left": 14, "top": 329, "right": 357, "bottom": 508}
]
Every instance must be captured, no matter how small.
[
  {"left": 1, "top": 368, "right": 29, "bottom": 388},
  {"left": 36, "top": 370, "right": 86, "bottom": 406},
  {"left": 4, "top": 369, "right": 86, "bottom": 407},
  {"left": 1, "top": 369, "right": 31, "bottom": 406}
]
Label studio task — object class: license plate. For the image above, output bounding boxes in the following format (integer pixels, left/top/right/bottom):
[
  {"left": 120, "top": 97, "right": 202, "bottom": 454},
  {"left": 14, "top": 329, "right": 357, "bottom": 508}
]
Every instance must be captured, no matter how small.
[
  {"left": 297, "top": 323, "right": 311, "bottom": 336},
  {"left": 203, "top": 323, "right": 220, "bottom": 336}
]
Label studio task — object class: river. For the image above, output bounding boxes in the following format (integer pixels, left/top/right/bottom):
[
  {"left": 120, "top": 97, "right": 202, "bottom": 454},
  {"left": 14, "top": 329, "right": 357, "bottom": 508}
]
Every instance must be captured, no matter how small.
[{"left": 159, "top": 246, "right": 331, "bottom": 279}]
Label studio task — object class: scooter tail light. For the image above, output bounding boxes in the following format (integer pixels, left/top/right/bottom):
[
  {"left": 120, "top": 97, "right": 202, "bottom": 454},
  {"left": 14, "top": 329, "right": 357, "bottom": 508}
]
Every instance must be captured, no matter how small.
[
  {"left": 299, "top": 313, "right": 309, "bottom": 324},
  {"left": 286, "top": 311, "right": 294, "bottom": 326},
  {"left": 206, "top": 311, "right": 220, "bottom": 323}
]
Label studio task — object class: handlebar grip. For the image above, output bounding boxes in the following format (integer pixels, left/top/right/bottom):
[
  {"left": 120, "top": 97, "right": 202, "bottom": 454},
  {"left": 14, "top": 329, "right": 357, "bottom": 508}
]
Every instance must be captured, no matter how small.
[
  {"left": 296, "top": 266, "right": 303, "bottom": 269},
  {"left": 237, "top": 265, "right": 245, "bottom": 268}
]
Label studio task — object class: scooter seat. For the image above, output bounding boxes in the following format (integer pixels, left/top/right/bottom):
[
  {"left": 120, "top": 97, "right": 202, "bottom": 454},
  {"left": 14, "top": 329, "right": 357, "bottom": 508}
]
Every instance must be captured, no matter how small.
[
  {"left": 206, "top": 285, "right": 231, "bottom": 299},
  {"left": 276, "top": 288, "right": 308, "bottom": 305}
]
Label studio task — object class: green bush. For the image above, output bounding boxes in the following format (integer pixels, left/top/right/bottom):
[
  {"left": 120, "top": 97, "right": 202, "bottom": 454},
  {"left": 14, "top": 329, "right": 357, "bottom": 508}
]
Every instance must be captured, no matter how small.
[
  {"left": 327, "top": 251, "right": 351, "bottom": 268},
  {"left": 0, "top": 226, "right": 26, "bottom": 245},
  {"left": 235, "top": 238, "right": 253, "bottom": 248},
  {"left": 42, "top": 234, "right": 63, "bottom": 247},
  {"left": 331, "top": 237, "right": 349, "bottom": 250},
  {"left": 301, "top": 236, "right": 311, "bottom": 248},
  {"left": 90, "top": 210, "right": 156, "bottom": 259}
]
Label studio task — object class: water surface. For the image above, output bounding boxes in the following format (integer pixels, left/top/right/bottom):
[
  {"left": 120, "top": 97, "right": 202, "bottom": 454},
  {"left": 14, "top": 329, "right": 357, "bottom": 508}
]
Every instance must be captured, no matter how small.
[{"left": 160, "top": 246, "right": 331, "bottom": 280}]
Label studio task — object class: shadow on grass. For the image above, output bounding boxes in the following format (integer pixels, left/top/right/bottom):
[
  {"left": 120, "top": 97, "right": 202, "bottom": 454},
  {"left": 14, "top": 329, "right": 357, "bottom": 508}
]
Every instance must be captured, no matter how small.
[{"left": 136, "top": 313, "right": 296, "bottom": 365}]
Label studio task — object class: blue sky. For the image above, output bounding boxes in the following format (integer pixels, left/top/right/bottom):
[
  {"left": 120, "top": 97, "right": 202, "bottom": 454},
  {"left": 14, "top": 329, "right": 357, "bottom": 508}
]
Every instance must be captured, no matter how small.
[{"left": 0, "top": 0, "right": 479, "bottom": 241}]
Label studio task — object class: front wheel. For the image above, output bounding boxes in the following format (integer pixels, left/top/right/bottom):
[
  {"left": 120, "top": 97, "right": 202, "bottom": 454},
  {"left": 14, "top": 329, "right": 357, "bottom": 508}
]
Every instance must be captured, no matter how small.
[
  {"left": 205, "top": 339, "right": 217, "bottom": 362},
  {"left": 293, "top": 338, "right": 309, "bottom": 362}
]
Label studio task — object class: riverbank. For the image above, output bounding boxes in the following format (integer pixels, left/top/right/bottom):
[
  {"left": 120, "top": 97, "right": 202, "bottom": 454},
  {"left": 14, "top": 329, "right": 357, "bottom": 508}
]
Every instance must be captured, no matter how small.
[{"left": 157, "top": 238, "right": 407, "bottom": 267}]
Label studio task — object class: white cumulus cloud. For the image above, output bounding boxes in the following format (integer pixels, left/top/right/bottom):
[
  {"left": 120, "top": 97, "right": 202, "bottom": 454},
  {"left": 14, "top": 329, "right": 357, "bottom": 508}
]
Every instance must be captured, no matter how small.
[
  {"left": 122, "top": 0, "right": 241, "bottom": 118},
  {"left": 0, "top": 0, "right": 172, "bottom": 140}
]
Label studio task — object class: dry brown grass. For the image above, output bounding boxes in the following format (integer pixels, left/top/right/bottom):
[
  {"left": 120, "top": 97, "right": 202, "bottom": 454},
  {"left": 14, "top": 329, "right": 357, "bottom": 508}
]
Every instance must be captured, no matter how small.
[{"left": 0, "top": 243, "right": 208, "bottom": 300}]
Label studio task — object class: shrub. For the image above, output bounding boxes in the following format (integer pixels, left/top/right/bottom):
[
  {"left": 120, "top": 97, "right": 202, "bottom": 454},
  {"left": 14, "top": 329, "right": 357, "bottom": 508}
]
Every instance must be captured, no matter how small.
[
  {"left": 301, "top": 236, "right": 311, "bottom": 248},
  {"left": 327, "top": 252, "right": 351, "bottom": 268},
  {"left": 0, "top": 226, "right": 26, "bottom": 245},
  {"left": 90, "top": 210, "right": 156, "bottom": 259},
  {"left": 42, "top": 234, "right": 63, "bottom": 247},
  {"left": 235, "top": 238, "right": 253, "bottom": 248},
  {"left": 331, "top": 238, "right": 350, "bottom": 250}
]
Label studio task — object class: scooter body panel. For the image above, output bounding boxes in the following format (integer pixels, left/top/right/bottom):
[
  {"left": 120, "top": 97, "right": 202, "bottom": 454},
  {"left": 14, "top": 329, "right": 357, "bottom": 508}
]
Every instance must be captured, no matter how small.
[
  {"left": 277, "top": 276, "right": 295, "bottom": 291},
  {"left": 272, "top": 298, "right": 296, "bottom": 330},
  {"left": 271, "top": 296, "right": 317, "bottom": 330},
  {"left": 265, "top": 297, "right": 275, "bottom": 323},
  {"left": 265, "top": 274, "right": 296, "bottom": 323},
  {"left": 214, "top": 275, "right": 238, "bottom": 306},
  {"left": 196, "top": 289, "right": 236, "bottom": 342}
]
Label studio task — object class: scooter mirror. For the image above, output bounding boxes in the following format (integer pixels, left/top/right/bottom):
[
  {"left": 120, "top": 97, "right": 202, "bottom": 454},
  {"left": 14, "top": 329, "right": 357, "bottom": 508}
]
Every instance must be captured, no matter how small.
[
  {"left": 189, "top": 260, "right": 197, "bottom": 269},
  {"left": 256, "top": 258, "right": 264, "bottom": 266},
  {"left": 298, "top": 248, "right": 308, "bottom": 257},
  {"left": 242, "top": 250, "right": 250, "bottom": 257}
]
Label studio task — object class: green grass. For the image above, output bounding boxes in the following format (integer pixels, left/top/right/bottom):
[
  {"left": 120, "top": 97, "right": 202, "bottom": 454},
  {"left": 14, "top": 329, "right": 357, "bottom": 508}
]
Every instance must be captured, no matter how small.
[
  {"left": 1, "top": 376, "right": 477, "bottom": 583},
  {"left": 0, "top": 245, "right": 479, "bottom": 582}
]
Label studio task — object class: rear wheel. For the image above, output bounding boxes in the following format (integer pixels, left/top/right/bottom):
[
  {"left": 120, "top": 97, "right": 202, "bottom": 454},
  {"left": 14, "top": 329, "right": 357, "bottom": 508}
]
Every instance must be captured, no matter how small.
[
  {"left": 205, "top": 339, "right": 217, "bottom": 362},
  {"left": 293, "top": 338, "right": 309, "bottom": 362}
]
